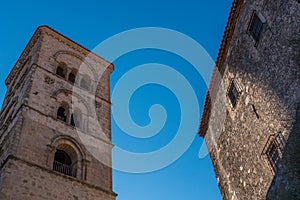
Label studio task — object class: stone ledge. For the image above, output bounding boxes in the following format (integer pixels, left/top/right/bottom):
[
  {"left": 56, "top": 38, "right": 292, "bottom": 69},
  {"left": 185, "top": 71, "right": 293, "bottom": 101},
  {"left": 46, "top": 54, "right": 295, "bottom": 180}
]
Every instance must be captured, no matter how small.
[{"left": 0, "top": 155, "right": 117, "bottom": 197}]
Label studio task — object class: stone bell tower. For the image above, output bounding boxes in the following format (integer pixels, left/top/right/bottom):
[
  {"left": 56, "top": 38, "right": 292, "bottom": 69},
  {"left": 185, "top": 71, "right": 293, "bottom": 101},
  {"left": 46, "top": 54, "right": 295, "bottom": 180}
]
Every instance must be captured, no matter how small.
[{"left": 0, "top": 26, "right": 116, "bottom": 200}]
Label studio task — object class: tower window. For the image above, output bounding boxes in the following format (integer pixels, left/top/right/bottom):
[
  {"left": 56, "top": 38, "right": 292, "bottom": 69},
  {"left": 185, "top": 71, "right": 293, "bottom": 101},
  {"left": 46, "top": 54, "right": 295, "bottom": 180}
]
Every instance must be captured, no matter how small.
[
  {"left": 53, "top": 150, "right": 77, "bottom": 177},
  {"left": 71, "top": 111, "right": 82, "bottom": 129},
  {"left": 68, "top": 72, "right": 76, "bottom": 84},
  {"left": 227, "top": 81, "right": 241, "bottom": 108},
  {"left": 56, "top": 62, "right": 67, "bottom": 78},
  {"left": 80, "top": 78, "right": 91, "bottom": 91},
  {"left": 56, "top": 66, "right": 65, "bottom": 78},
  {"left": 248, "top": 11, "right": 264, "bottom": 42},
  {"left": 71, "top": 114, "right": 75, "bottom": 127},
  {"left": 57, "top": 106, "right": 67, "bottom": 122}
]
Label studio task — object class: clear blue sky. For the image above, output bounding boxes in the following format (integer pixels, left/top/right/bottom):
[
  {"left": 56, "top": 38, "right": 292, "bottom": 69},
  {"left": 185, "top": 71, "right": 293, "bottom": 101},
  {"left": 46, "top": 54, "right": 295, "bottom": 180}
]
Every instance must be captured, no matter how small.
[{"left": 0, "top": 1, "right": 232, "bottom": 199}]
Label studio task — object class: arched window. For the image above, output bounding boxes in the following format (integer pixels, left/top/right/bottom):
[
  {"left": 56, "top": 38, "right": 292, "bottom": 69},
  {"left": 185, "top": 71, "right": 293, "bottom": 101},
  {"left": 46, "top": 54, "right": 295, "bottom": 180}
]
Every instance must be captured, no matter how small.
[
  {"left": 54, "top": 150, "right": 72, "bottom": 165},
  {"left": 49, "top": 136, "right": 87, "bottom": 180},
  {"left": 80, "top": 79, "right": 89, "bottom": 90},
  {"left": 80, "top": 76, "right": 91, "bottom": 91},
  {"left": 68, "top": 72, "right": 76, "bottom": 84},
  {"left": 56, "top": 62, "right": 67, "bottom": 78},
  {"left": 71, "top": 110, "right": 82, "bottom": 129},
  {"left": 56, "top": 66, "right": 65, "bottom": 78},
  {"left": 53, "top": 149, "right": 77, "bottom": 177},
  {"left": 57, "top": 106, "right": 67, "bottom": 122},
  {"left": 70, "top": 114, "right": 75, "bottom": 127}
]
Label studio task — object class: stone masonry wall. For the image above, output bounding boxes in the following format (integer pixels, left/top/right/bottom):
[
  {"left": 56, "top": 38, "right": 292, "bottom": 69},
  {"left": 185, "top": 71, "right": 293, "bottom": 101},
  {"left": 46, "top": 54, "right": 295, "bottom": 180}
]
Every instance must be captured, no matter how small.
[
  {"left": 0, "top": 26, "right": 116, "bottom": 199},
  {"left": 205, "top": 0, "right": 300, "bottom": 199},
  {"left": 0, "top": 158, "right": 115, "bottom": 200},
  {"left": 0, "top": 34, "right": 40, "bottom": 168}
]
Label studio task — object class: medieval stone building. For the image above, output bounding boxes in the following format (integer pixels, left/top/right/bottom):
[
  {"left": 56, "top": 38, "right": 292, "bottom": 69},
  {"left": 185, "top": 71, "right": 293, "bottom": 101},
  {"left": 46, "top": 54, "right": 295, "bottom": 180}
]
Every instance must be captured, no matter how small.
[
  {"left": 0, "top": 26, "right": 116, "bottom": 199},
  {"left": 199, "top": 0, "right": 299, "bottom": 199}
]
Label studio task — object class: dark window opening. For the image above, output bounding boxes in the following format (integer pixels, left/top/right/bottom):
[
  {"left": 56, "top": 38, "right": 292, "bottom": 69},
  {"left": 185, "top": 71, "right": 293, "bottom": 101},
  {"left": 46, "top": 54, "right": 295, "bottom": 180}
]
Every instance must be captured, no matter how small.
[
  {"left": 248, "top": 11, "right": 264, "bottom": 42},
  {"left": 262, "top": 132, "right": 285, "bottom": 173},
  {"left": 54, "top": 150, "right": 72, "bottom": 165},
  {"left": 68, "top": 73, "right": 76, "bottom": 84},
  {"left": 56, "top": 66, "right": 65, "bottom": 78},
  {"left": 53, "top": 150, "right": 77, "bottom": 177},
  {"left": 227, "top": 81, "right": 240, "bottom": 108},
  {"left": 71, "top": 114, "right": 75, "bottom": 127},
  {"left": 57, "top": 107, "right": 67, "bottom": 122},
  {"left": 80, "top": 79, "right": 90, "bottom": 90},
  {"left": 71, "top": 112, "right": 82, "bottom": 129}
]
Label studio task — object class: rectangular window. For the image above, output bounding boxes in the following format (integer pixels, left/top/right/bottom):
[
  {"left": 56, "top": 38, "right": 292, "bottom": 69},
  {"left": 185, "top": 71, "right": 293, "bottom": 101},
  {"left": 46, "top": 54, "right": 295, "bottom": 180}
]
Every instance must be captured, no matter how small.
[
  {"left": 267, "top": 141, "right": 281, "bottom": 171},
  {"left": 227, "top": 81, "right": 240, "bottom": 108},
  {"left": 262, "top": 132, "right": 285, "bottom": 173},
  {"left": 248, "top": 11, "right": 264, "bottom": 42}
]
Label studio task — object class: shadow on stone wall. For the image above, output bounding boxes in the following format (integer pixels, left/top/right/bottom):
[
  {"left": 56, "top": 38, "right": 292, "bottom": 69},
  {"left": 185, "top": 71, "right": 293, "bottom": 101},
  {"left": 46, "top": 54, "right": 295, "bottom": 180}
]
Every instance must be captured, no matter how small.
[{"left": 266, "top": 101, "right": 300, "bottom": 199}]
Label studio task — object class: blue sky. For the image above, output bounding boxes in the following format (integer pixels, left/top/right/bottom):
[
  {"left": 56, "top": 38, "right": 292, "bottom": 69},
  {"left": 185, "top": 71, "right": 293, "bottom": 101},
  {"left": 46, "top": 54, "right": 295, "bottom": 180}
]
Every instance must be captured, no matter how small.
[{"left": 0, "top": 0, "right": 233, "bottom": 199}]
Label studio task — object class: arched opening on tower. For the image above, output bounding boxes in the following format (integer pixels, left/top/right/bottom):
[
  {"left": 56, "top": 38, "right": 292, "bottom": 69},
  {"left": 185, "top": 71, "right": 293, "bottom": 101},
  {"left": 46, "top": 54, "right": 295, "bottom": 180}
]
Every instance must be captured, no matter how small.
[
  {"left": 54, "top": 150, "right": 72, "bottom": 166},
  {"left": 80, "top": 75, "right": 91, "bottom": 91},
  {"left": 71, "top": 109, "right": 83, "bottom": 129},
  {"left": 68, "top": 70, "right": 77, "bottom": 84},
  {"left": 56, "top": 62, "right": 67, "bottom": 78},
  {"left": 53, "top": 149, "right": 77, "bottom": 178},
  {"left": 50, "top": 136, "right": 88, "bottom": 180},
  {"left": 57, "top": 106, "right": 67, "bottom": 122}
]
